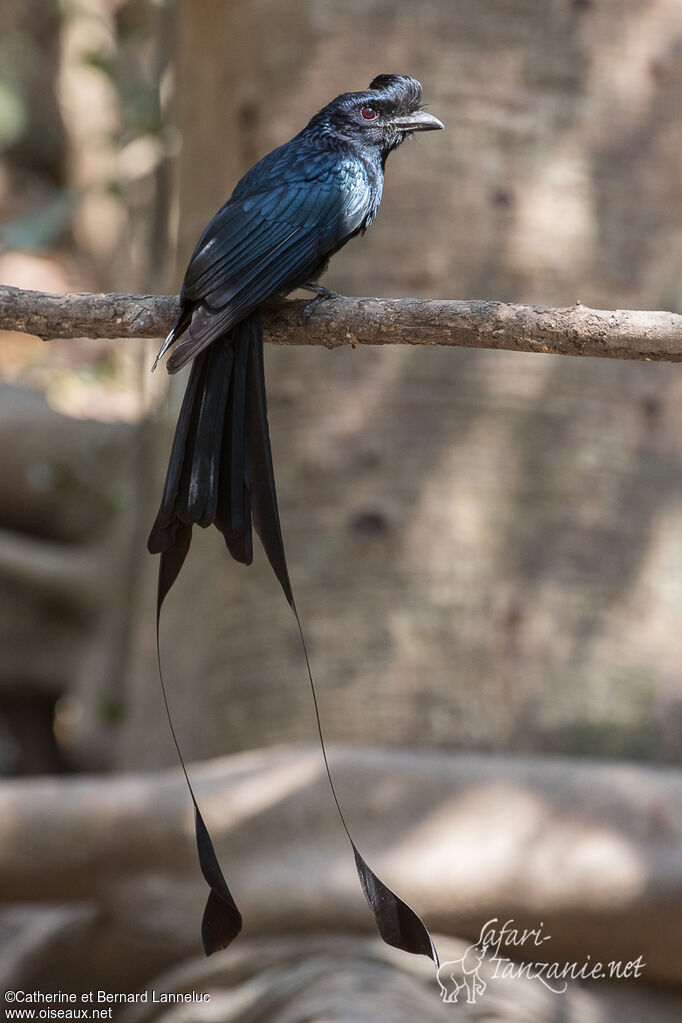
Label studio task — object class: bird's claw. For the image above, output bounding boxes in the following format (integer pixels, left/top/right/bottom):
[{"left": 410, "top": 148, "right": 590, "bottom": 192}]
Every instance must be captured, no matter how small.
[{"left": 302, "top": 285, "right": 341, "bottom": 318}]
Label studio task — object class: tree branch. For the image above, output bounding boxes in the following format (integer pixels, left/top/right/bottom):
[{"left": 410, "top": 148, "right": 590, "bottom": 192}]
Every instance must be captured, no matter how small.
[
  {"left": 1, "top": 284, "right": 680, "bottom": 361},
  {"left": 1, "top": 746, "right": 681, "bottom": 983}
]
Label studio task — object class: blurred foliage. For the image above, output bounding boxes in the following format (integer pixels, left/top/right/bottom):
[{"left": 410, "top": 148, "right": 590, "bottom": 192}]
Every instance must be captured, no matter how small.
[
  {"left": 0, "top": 0, "right": 171, "bottom": 418},
  {"left": 80, "top": 0, "right": 165, "bottom": 147},
  {"left": 1, "top": 193, "right": 75, "bottom": 252},
  {"left": 0, "top": 27, "right": 43, "bottom": 150},
  {"left": 0, "top": 78, "right": 27, "bottom": 151},
  {"left": 0, "top": 0, "right": 170, "bottom": 255}
]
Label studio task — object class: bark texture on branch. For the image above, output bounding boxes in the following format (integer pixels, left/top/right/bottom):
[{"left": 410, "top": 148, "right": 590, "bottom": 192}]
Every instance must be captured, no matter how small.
[{"left": 1, "top": 284, "right": 680, "bottom": 361}]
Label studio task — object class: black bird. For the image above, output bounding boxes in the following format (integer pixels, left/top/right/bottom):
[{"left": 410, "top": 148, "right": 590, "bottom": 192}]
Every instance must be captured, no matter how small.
[{"left": 149, "top": 75, "right": 443, "bottom": 962}]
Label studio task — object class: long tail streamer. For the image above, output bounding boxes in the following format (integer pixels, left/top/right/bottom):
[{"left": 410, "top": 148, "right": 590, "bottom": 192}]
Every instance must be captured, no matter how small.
[{"left": 150, "top": 312, "right": 438, "bottom": 965}]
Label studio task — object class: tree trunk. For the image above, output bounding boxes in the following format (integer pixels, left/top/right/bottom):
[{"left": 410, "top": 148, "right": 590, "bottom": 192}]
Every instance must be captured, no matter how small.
[{"left": 119, "top": 0, "right": 682, "bottom": 768}]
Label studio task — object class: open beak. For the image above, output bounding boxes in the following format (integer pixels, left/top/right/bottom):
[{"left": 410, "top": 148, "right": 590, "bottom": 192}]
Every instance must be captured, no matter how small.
[{"left": 393, "top": 110, "right": 444, "bottom": 133}]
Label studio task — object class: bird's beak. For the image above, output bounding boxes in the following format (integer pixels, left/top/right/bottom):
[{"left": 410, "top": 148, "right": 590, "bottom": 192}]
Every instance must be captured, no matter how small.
[{"left": 393, "top": 110, "right": 444, "bottom": 133}]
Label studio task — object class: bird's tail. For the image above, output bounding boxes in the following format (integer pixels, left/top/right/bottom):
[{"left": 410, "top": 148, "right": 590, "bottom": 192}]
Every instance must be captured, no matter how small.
[
  {"left": 149, "top": 310, "right": 438, "bottom": 966},
  {"left": 148, "top": 309, "right": 293, "bottom": 954},
  {"left": 148, "top": 309, "right": 292, "bottom": 608}
]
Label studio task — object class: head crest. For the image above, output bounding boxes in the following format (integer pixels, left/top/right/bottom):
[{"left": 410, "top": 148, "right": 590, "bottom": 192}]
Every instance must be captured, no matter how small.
[{"left": 367, "top": 74, "right": 423, "bottom": 112}]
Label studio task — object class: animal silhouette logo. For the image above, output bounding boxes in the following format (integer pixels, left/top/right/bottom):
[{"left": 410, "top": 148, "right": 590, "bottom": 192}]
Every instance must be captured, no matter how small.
[{"left": 437, "top": 942, "right": 488, "bottom": 1003}]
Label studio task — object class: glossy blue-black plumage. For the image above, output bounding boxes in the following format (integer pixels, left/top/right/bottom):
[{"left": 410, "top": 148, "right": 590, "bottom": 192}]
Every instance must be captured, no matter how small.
[
  {"left": 157, "top": 74, "right": 439, "bottom": 373},
  {"left": 149, "top": 74, "right": 441, "bottom": 570},
  {"left": 165, "top": 140, "right": 379, "bottom": 370},
  {"left": 148, "top": 74, "right": 442, "bottom": 964}
]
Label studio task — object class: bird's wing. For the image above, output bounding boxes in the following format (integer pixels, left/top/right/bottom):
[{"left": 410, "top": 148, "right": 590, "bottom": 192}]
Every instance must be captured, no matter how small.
[{"left": 166, "top": 160, "right": 370, "bottom": 373}]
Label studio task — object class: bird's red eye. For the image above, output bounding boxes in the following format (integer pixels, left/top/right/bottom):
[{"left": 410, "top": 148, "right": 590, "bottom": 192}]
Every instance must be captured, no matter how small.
[{"left": 361, "top": 106, "right": 377, "bottom": 120}]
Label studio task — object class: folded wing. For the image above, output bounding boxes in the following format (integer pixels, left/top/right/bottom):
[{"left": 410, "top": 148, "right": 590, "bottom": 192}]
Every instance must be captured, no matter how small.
[{"left": 165, "top": 161, "right": 371, "bottom": 373}]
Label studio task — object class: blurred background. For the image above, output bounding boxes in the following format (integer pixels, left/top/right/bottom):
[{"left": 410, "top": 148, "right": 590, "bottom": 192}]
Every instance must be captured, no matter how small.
[{"left": 1, "top": 1, "right": 681, "bottom": 1020}]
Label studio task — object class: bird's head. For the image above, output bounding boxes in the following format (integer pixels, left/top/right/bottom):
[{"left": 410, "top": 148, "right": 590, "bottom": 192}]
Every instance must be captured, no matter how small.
[{"left": 310, "top": 74, "right": 443, "bottom": 157}]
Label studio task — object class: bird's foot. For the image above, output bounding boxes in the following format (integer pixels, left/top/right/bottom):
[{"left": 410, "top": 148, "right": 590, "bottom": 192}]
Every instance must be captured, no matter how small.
[{"left": 302, "top": 283, "right": 342, "bottom": 318}]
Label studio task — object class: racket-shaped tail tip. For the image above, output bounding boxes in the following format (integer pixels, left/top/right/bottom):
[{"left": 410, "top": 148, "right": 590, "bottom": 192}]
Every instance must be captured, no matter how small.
[{"left": 353, "top": 845, "right": 439, "bottom": 968}]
